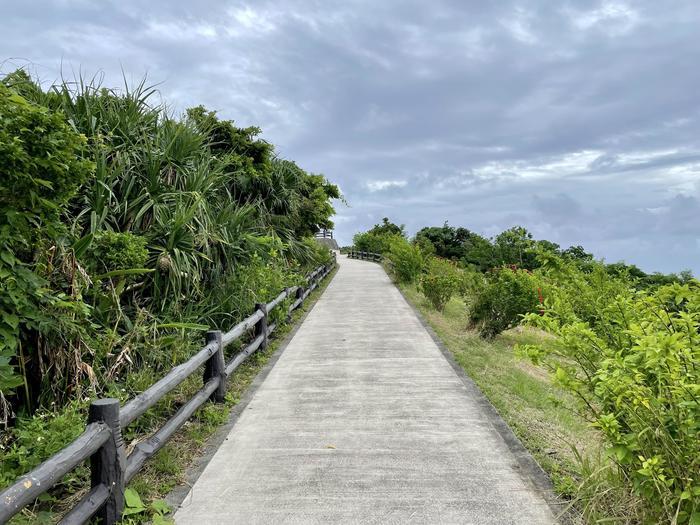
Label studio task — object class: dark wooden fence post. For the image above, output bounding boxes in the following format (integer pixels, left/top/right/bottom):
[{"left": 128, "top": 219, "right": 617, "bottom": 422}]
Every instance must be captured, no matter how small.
[
  {"left": 255, "top": 303, "right": 268, "bottom": 349},
  {"left": 284, "top": 287, "right": 293, "bottom": 322},
  {"left": 88, "top": 399, "right": 125, "bottom": 525},
  {"left": 204, "top": 330, "right": 226, "bottom": 402}
]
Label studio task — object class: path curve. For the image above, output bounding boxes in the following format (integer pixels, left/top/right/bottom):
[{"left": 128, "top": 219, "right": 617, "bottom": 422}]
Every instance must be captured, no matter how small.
[{"left": 174, "top": 255, "right": 555, "bottom": 524}]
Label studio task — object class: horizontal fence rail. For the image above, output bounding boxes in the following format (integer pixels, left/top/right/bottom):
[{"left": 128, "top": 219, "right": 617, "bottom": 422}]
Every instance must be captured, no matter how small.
[
  {"left": 0, "top": 260, "right": 336, "bottom": 525},
  {"left": 347, "top": 249, "right": 382, "bottom": 262},
  {"left": 314, "top": 228, "right": 333, "bottom": 239}
]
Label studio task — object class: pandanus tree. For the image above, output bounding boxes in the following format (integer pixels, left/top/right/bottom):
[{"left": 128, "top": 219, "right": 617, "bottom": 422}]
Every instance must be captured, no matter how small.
[{"left": 0, "top": 69, "right": 341, "bottom": 416}]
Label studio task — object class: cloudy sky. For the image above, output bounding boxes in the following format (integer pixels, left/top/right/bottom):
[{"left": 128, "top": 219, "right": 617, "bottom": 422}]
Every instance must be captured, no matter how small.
[{"left": 3, "top": 1, "right": 699, "bottom": 273}]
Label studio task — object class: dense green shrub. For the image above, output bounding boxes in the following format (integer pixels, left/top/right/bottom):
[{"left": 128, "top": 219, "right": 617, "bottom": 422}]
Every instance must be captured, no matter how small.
[
  {"left": 353, "top": 218, "right": 405, "bottom": 254},
  {"left": 420, "top": 257, "right": 461, "bottom": 311},
  {"left": 88, "top": 231, "right": 149, "bottom": 275},
  {"left": 0, "top": 84, "right": 93, "bottom": 229},
  {"left": 457, "top": 266, "right": 486, "bottom": 300},
  {"left": 385, "top": 237, "right": 426, "bottom": 284},
  {"left": 0, "top": 84, "right": 94, "bottom": 416},
  {"left": 302, "top": 238, "right": 334, "bottom": 266},
  {"left": 468, "top": 268, "right": 540, "bottom": 338},
  {"left": 520, "top": 281, "right": 700, "bottom": 523},
  {"left": 353, "top": 231, "right": 399, "bottom": 254},
  {"left": 415, "top": 223, "right": 472, "bottom": 260},
  {"left": 535, "top": 251, "right": 633, "bottom": 331}
]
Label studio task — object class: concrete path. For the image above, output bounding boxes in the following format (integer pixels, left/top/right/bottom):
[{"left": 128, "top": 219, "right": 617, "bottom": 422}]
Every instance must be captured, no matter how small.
[{"left": 174, "top": 256, "right": 555, "bottom": 524}]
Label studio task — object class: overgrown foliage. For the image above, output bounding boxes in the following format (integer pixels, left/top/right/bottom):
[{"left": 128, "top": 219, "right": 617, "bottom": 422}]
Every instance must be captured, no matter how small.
[
  {"left": 0, "top": 69, "right": 340, "bottom": 427},
  {"left": 353, "top": 218, "right": 406, "bottom": 254},
  {"left": 0, "top": 81, "right": 95, "bottom": 417},
  {"left": 520, "top": 277, "right": 700, "bottom": 523}
]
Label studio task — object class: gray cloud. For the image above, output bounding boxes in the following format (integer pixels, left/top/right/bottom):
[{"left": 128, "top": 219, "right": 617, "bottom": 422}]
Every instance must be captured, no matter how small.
[{"left": 2, "top": 0, "right": 699, "bottom": 273}]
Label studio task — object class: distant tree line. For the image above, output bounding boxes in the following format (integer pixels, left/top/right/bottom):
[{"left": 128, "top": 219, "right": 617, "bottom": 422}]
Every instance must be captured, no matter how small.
[{"left": 354, "top": 219, "right": 692, "bottom": 287}]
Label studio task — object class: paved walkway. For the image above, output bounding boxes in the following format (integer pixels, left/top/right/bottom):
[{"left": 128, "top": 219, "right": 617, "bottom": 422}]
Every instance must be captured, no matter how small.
[{"left": 174, "top": 256, "right": 555, "bottom": 524}]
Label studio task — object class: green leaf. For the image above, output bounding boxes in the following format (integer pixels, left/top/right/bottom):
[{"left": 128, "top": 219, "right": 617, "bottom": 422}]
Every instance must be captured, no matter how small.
[
  {"left": 121, "top": 506, "right": 147, "bottom": 516},
  {"left": 152, "top": 515, "right": 174, "bottom": 525},
  {"left": 555, "top": 367, "right": 567, "bottom": 382},
  {"left": 608, "top": 444, "right": 630, "bottom": 463},
  {"left": 689, "top": 512, "right": 700, "bottom": 525},
  {"left": 124, "top": 487, "right": 145, "bottom": 510},
  {"left": 0, "top": 250, "right": 16, "bottom": 266},
  {"left": 3, "top": 313, "right": 19, "bottom": 329},
  {"left": 150, "top": 499, "right": 171, "bottom": 515},
  {"left": 72, "top": 233, "right": 94, "bottom": 257},
  {"left": 8, "top": 93, "right": 28, "bottom": 105},
  {"left": 32, "top": 178, "right": 54, "bottom": 189}
]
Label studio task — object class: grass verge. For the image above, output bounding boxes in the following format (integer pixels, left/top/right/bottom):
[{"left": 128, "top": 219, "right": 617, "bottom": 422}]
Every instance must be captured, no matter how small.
[{"left": 399, "top": 283, "right": 602, "bottom": 523}]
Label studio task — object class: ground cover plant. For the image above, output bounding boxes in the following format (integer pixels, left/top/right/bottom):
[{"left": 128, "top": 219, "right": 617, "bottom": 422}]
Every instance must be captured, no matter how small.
[{"left": 0, "top": 68, "right": 340, "bottom": 522}]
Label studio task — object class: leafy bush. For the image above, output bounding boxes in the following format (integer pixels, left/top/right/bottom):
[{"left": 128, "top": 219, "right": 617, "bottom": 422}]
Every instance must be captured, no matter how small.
[
  {"left": 0, "top": 84, "right": 94, "bottom": 416},
  {"left": 353, "top": 231, "right": 400, "bottom": 254},
  {"left": 536, "top": 251, "right": 634, "bottom": 331},
  {"left": 301, "top": 237, "right": 334, "bottom": 267},
  {"left": 468, "top": 268, "right": 540, "bottom": 338},
  {"left": 520, "top": 281, "right": 700, "bottom": 523},
  {"left": 385, "top": 237, "right": 426, "bottom": 284},
  {"left": 457, "top": 266, "right": 485, "bottom": 300},
  {"left": 198, "top": 252, "right": 299, "bottom": 330},
  {"left": 353, "top": 218, "right": 406, "bottom": 255},
  {"left": 0, "top": 84, "right": 93, "bottom": 229},
  {"left": 420, "top": 257, "right": 461, "bottom": 311},
  {"left": 88, "top": 231, "right": 149, "bottom": 275}
]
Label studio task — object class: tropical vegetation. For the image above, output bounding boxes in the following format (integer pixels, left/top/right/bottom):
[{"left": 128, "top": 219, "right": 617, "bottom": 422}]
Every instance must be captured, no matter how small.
[{"left": 0, "top": 68, "right": 339, "bottom": 520}]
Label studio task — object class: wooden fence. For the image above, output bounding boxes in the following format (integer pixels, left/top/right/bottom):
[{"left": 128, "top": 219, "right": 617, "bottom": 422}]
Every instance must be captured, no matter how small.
[
  {"left": 347, "top": 250, "right": 382, "bottom": 262},
  {"left": 0, "top": 260, "right": 336, "bottom": 525},
  {"left": 314, "top": 228, "right": 333, "bottom": 239}
]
